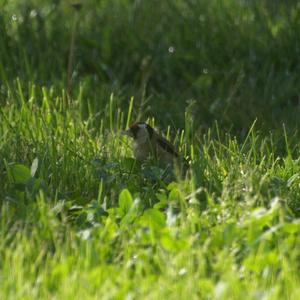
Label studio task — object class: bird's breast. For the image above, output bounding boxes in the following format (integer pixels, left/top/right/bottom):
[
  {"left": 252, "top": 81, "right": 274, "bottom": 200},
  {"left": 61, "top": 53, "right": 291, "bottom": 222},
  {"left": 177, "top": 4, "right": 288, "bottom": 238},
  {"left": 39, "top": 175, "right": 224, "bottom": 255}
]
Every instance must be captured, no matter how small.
[{"left": 133, "top": 142, "right": 152, "bottom": 161}]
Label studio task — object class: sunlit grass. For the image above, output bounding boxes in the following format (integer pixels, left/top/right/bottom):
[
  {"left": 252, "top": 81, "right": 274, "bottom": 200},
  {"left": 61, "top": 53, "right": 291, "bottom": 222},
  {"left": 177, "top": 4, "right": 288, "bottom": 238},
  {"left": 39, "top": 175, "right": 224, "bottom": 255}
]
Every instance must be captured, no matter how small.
[{"left": 1, "top": 87, "right": 300, "bottom": 299}]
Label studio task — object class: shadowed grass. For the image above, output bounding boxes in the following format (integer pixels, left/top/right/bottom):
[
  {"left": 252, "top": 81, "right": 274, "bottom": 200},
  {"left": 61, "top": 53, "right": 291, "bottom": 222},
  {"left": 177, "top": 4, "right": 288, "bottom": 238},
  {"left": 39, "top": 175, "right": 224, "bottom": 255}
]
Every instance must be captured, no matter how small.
[{"left": 1, "top": 1, "right": 300, "bottom": 130}]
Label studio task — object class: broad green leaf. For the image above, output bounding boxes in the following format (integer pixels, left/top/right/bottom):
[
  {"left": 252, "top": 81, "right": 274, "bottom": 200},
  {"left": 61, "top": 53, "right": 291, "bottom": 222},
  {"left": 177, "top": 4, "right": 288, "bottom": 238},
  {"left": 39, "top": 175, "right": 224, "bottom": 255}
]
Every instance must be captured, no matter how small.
[
  {"left": 141, "top": 208, "right": 166, "bottom": 230},
  {"left": 169, "top": 188, "right": 181, "bottom": 201},
  {"left": 118, "top": 189, "right": 133, "bottom": 214},
  {"left": 10, "top": 164, "right": 31, "bottom": 184},
  {"left": 160, "top": 232, "right": 177, "bottom": 251},
  {"left": 167, "top": 182, "right": 178, "bottom": 191}
]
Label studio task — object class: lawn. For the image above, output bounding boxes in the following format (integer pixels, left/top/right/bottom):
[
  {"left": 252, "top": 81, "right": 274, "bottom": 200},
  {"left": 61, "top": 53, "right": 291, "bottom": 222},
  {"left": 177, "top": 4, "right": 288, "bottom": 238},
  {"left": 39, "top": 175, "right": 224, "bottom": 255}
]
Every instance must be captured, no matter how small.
[{"left": 1, "top": 1, "right": 300, "bottom": 299}]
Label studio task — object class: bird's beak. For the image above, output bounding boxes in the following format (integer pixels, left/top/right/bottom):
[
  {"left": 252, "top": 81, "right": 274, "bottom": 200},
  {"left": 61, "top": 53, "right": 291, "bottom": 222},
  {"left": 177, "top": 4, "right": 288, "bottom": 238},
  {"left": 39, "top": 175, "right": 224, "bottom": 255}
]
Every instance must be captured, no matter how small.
[{"left": 122, "top": 129, "right": 133, "bottom": 137}]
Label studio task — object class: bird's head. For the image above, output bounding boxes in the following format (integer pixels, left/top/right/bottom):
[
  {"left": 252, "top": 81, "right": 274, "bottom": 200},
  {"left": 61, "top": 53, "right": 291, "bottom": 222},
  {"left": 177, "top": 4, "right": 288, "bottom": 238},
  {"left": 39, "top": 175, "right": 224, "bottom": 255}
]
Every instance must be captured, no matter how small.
[{"left": 123, "top": 122, "right": 154, "bottom": 143}]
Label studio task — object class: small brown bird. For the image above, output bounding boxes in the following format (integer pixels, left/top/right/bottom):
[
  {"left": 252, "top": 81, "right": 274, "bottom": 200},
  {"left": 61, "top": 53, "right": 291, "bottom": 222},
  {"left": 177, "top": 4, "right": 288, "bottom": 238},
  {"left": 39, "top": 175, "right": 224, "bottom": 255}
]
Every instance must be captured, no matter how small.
[{"left": 123, "top": 122, "right": 187, "bottom": 168}]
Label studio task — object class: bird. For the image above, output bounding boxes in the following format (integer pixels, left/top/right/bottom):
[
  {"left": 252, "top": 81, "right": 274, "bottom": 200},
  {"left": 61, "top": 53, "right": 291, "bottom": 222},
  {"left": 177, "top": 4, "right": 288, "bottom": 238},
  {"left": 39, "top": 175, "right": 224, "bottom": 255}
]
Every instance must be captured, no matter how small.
[{"left": 123, "top": 122, "right": 188, "bottom": 169}]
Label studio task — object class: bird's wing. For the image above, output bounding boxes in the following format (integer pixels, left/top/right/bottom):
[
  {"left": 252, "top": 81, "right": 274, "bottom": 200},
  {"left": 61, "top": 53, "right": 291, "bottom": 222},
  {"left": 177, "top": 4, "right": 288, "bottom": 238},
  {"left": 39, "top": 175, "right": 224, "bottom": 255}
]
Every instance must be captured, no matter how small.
[{"left": 156, "top": 136, "right": 179, "bottom": 157}]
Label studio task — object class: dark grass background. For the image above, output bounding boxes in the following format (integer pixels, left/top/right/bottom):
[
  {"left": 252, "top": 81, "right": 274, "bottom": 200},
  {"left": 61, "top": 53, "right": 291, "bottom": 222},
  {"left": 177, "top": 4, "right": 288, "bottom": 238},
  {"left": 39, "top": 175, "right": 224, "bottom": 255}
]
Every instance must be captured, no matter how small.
[{"left": 1, "top": 0, "right": 300, "bottom": 133}]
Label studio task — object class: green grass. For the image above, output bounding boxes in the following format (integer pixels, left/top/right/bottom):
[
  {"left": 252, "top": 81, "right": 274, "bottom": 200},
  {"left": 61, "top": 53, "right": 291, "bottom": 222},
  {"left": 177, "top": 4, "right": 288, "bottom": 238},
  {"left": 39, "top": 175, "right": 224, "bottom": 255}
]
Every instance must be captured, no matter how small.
[
  {"left": 1, "top": 1, "right": 300, "bottom": 299},
  {"left": 1, "top": 92, "right": 300, "bottom": 299}
]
